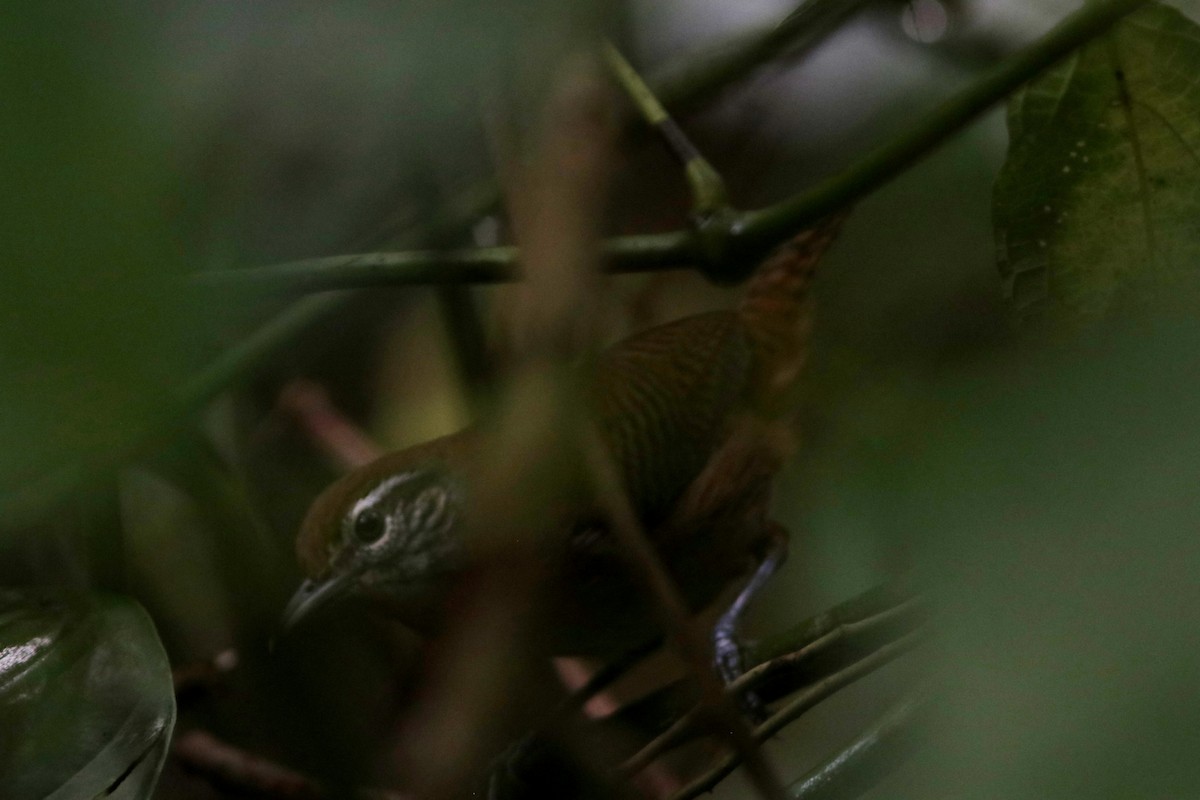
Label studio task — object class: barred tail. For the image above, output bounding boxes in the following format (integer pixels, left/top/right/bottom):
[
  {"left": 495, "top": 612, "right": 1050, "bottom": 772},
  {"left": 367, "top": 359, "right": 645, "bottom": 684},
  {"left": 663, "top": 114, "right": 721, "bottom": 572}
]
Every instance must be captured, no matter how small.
[{"left": 738, "top": 213, "right": 846, "bottom": 413}]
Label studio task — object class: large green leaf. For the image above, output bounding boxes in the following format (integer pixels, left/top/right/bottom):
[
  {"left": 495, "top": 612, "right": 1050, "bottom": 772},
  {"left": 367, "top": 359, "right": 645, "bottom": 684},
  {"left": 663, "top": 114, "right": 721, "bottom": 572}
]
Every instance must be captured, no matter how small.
[
  {"left": 994, "top": 2, "right": 1200, "bottom": 324},
  {"left": 0, "top": 7, "right": 200, "bottom": 521},
  {"left": 0, "top": 591, "right": 175, "bottom": 800}
]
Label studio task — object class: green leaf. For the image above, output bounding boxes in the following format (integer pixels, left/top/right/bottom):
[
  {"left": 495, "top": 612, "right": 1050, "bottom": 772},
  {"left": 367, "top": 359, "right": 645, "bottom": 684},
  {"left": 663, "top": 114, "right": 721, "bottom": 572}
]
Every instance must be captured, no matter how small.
[
  {"left": 0, "top": 591, "right": 175, "bottom": 800},
  {"left": 994, "top": 2, "right": 1200, "bottom": 325},
  {"left": 0, "top": 7, "right": 201, "bottom": 519}
]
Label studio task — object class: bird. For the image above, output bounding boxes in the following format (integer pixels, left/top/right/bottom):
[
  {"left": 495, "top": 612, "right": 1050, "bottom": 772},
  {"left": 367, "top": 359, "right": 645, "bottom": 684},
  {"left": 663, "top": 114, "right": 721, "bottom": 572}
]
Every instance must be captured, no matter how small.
[{"left": 282, "top": 216, "right": 844, "bottom": 696}]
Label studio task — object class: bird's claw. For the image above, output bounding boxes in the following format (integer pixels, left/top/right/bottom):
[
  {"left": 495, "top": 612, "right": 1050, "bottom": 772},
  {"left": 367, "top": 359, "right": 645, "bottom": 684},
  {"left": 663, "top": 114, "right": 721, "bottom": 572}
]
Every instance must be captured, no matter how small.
[{"left": 713, "top": 630, "right": 768, "bottom": 724}]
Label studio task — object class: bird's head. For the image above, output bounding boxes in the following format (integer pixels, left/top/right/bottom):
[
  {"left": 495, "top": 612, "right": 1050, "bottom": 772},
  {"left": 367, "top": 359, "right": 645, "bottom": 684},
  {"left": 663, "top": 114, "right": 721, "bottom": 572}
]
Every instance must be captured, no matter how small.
[{"left": 282, "top": 453, "right": 468, "bottom": 634}]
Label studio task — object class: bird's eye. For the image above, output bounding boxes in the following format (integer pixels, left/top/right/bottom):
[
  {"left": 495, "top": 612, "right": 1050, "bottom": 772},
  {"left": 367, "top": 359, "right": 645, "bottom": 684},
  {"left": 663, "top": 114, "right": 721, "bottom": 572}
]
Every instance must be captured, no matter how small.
[{"left": 352, "top": 508, "right": 385, "bottom": 543}]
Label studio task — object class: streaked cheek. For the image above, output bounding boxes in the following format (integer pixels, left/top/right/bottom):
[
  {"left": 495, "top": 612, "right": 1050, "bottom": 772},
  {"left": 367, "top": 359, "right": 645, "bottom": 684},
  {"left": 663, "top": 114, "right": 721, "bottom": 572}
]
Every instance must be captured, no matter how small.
[{"left": 404, "top": 489, "right": 450, "bottom": 531}]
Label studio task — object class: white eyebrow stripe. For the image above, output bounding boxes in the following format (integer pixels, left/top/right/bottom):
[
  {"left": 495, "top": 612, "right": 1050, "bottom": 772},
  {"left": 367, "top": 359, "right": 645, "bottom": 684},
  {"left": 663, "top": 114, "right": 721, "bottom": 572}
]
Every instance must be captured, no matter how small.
[{"left": 350, "top": 471, "right": 419, "bottom": 519}]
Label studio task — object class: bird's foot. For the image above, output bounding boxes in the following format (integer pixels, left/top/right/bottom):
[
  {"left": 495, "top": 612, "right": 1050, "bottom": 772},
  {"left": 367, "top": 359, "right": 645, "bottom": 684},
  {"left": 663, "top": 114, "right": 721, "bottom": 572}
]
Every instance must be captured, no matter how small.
[
  {"left": 711, "top": 525, "right": 789, "bottom": 725},
  {"left": 713, "top": 629, "right": 768, "bottom": 724}
]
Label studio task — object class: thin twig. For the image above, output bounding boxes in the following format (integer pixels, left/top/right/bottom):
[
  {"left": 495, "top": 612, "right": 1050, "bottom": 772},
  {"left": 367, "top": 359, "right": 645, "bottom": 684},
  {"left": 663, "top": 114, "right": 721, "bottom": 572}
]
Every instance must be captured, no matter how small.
[
  {"left": 556, "top": 637, "right": 663, "bottom": 721},
  {"left": 586, "top": 581, "right": 917, "bottom": 763},
  {"left": 737, "top": 0, "right": 1151, "bottom": 251},
  {"left": 750, "top": 580, "right": 917, "bottom": 666},
  {"left": 277, "top": 379, "right": 383, "bottom": 470},
  {"left": 739, "top": 598, "right": 921, "bottom": 689},
  {"left": 579, "top": 426, "right": 789, "bottom": 800},
  {"left": 666, "top": 631, "right": 924, "bottom": 800},
  {"left": 651, "top": 0, "right": 876, "bottom": 113},
  {"left": 604, "top": 41, "right": 729, "bottom": 216},
  {"left": 174, "top": 730, "right": 411, "bottom": 800},
  {"left": 788, "top": 694, "right": 929, "bottom": 800},
  {"left": 620, "top": 599, "right": 923, "bottom": 775}
]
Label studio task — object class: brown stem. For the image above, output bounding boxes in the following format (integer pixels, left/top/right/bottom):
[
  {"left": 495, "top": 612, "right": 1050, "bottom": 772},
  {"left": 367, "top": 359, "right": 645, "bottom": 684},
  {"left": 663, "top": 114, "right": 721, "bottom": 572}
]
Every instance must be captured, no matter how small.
[
  {"left": 173, "top": 730, "right": 413, "bottom": 800},
  {"left": 277, "top": 379, "right": 383, "bottom": 470}
]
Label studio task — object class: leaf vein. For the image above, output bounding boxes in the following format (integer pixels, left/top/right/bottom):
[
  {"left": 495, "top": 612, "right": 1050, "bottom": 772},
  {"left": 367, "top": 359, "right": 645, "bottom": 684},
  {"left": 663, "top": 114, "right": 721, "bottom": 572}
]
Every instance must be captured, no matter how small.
[{"left": 1107, "top": 35, "right": 1159, "bottom": 273}]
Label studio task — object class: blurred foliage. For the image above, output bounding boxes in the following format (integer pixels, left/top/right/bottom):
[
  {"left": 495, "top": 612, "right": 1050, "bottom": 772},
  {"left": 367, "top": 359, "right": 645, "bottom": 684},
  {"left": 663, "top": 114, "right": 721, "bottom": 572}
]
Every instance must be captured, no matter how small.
[
  {"left": 0, "top": 5, "right": 199, "bottom": 517},
  {"left": 996, "top": 1, "right": 1200, "bottom": 325},
  {"left": 868, "top": 319, "right": 1200, "bottom": 798},
  {"left": 0, "top": 591, "right": 174, "bottom": 800},
  {"left": 2, "top": 0, "right": 1200, "bottom": 798}
]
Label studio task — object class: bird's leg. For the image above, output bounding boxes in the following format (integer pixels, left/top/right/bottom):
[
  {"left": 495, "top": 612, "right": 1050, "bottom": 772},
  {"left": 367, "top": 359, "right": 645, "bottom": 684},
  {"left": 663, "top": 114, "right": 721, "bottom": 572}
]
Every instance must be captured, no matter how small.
[{"left": 713, "top": 524, "right": 789, "bottom": 721}]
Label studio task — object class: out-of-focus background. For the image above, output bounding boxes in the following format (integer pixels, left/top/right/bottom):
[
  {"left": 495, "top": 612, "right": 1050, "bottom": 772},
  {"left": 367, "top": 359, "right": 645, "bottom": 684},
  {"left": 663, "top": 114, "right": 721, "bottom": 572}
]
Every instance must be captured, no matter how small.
[{"left": 2, "top": 1, "right": 1199, "bottom": 798}]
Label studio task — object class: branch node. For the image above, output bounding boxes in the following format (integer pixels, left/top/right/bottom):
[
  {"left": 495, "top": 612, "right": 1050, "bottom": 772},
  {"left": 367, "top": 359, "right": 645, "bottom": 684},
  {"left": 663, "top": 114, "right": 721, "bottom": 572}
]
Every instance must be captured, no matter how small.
[{"left": 693, "top": 210, "right": 759, "bottom": 286}]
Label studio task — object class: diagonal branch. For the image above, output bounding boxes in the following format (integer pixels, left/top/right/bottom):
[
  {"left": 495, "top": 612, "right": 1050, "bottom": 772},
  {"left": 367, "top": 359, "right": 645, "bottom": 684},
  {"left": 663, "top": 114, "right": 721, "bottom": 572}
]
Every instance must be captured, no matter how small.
[
  {"left": 736, "top": 0, "right": 1152, "bottom": 252},
  {"left": 651, "top": 0, "right": 876, "bottom": 113},
  {"left": 195, "top": 0, "right": 1153, "bottom": 294},
  {"left": 787, "top": 693, "right": 929, "bottom": 800},
  {"left": 361, "top": 0, "right": 878, "bottom": 249}
]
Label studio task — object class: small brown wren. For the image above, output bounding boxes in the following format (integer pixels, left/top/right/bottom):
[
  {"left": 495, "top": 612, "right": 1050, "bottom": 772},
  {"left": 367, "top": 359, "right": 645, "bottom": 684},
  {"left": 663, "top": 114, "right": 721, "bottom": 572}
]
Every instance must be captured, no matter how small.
[{"left": 282, "top": 219, "right": 842, "bottom": 690}]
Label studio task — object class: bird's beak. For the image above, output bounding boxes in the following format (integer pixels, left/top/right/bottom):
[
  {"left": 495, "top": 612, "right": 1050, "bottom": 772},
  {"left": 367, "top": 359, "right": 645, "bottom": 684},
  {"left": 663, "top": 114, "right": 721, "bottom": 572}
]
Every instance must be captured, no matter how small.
[{"left": 279, "top": 573, "right": 354, "bottom": 634}]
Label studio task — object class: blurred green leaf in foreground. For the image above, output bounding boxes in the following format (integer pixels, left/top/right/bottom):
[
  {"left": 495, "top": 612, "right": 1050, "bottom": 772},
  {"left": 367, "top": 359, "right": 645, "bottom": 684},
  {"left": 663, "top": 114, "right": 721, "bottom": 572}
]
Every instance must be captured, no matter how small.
[
  {"left": 0, "top": 5, "right": 199, "bottom": 514},
  {"left": 995, "top": 1, "right": 1200, "bottom": 325},
  {"left": 865, "top": 318, "right": 1200, "bottom": 798},
  {"left": 0, "top": 591, "right": 175, "bottom": 800}
]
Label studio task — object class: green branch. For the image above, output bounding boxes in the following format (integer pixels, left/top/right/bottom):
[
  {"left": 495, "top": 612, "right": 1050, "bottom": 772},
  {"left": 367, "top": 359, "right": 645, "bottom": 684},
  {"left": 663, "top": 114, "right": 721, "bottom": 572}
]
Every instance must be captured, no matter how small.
[
  {"left": 193, "top": 232, "right": 696, "bottom": 291},
  {"left": 198, "top": 0, "right": 1152, "bottom": 292},
  {"left": 5, "top": 0, "right": 1152, "bottom": 518},
  {"left": 652, "top": 0, "right": 875, "bottom": 112},
  {"left": 738, "top": 0, "right": 1153, "bottom": 250},
  {"left": 363, "top": 0, "right": 871, "bottom": 249}
]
